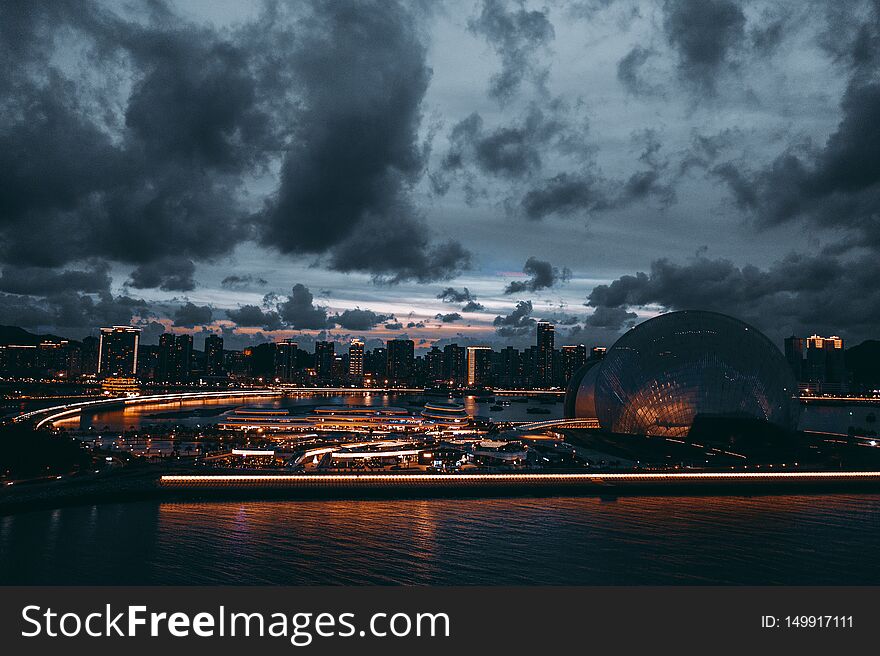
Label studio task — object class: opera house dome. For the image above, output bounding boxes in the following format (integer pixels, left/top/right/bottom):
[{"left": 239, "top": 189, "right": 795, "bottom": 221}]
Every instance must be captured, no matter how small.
[{"left": 564, "top": 310, "right": 799, "bottom": 437}]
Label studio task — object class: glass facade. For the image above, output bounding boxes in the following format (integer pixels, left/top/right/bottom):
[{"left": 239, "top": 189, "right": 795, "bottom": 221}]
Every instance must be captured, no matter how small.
[{"left": 566, "top": 311, "right": 799, "bottom": 437}]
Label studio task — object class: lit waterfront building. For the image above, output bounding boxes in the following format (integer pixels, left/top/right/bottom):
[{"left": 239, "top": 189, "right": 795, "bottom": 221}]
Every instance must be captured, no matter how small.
[
  {"left": 785, "top": 334, "right": 846, "bottom": 395},
  {"left": 98, "top": 326, "right": 140, "bottom": 377},
  {"left": 466, "top": 346, "right": 493, "bottom": 387},
  {"left": 564, "top": 310, "right": 799, "bottom": 438},
  {"left": 100, "top": 376, "right": 140, "bottom": 397},
  {"left": 420, "top": 401, "right": 470, "bottom": 429},
  {"left": 348, "top": 339, "right": 364, "bottom": 383},
  {"left": 219, "top": 405, "right": 427, "bottom": 433},
  {"left": 536, "top": 321, "right": 555, "bottom": 388}
]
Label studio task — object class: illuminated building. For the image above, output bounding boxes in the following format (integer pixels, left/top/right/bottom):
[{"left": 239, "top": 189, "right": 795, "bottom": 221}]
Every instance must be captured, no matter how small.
[
  {"left": 314, "top": 341, "right": 334, "bottom": 381},
  {"left": 348, "top": 339, "right": 364, "bottom": 383},
  {"left": 220, "top": 406, "right": 425, "bottom": 433},
  {"left": 172, "top": 334, "right": 193, "bottom": 382},
  {"left": 101, "top": 376, "right": 140, "bottom": 397},
  {"left": 420, "top": 401, "right": 470, "bottom": 428},
  {"left": 425, "top": 346, "right": 445, "bottom": 384},
  {"left": 466, "top": 346, "right": 492, "bottom": 387},
  {"left": 98, "top": 326, "right": 140, "bottom": 377},
  {"left": 560, "top": 344, "right": 587, "bottom": 385},
  {"left": 274, "top": 339, "right": 298, "bottom": 382},
  {"left": 443, "top": 343, "right": 466, "bottom": 385},
  {"left": 564, "top": 311, "right": 799, "bottom": 438},
  {"left": 536, "top": 321, "right": 555, "bottom": 388},
  {"left": 205, "top": 334, "right": 225, "bottom": 377},
  {"left": 387, "top": 339, "right": 414, "bottom": 386},
  {"left": 786, "top": 334, "right": 847, "bottom": 394}
]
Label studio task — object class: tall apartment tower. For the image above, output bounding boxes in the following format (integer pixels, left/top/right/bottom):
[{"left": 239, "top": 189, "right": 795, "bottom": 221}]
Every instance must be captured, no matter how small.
[
  {"left": 205, "top": 334, "right": 225, "bottom": 377},
  {"left": 98, "top": 326, "right": 141, "bottom": 376},
  {"left": 535, "top": 321, "right": 555, "bottom": 388},
  {"left": 348, "top": 339, "right": 364, "bottom": 383},
  {"left": 466, "top": 346, "right": 493, "bottom": 387}
]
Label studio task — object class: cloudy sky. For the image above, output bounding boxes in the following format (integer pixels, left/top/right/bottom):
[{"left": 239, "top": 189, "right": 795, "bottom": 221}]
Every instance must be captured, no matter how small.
[{"left": 1, "top": 0, "right": 879, "bottom": 351}]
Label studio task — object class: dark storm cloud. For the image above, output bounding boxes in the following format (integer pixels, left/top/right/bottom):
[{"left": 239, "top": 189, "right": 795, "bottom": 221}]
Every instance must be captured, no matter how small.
[
  {"left": 235, "top": 283, "right": 394, "bottom": 332},
  {"left": 520, "top": 172, "right": 604, "bottom": 219},
  {"left": 127, "top": 258, "right": 196, "bottom": 292},
  {"left": 819, "top": 2, "right": 880, "bottom": 71},
  {"left": 221, "top": 275, "right": 268, "bottom": 290},
  {"left": 439, "top": 104, "right": 588, "bottom": 184},
  {"left": 615, "top": 130, "right": 674, "bottom": 206},
  {"left": 437, "top": 286, "right": 485, "bottom": 312},
  {"left": 493, "top": 300, "right": 536, "bottom": 337},
  {"left": 586, "top": 253, "right": 880, "bottom": 343},
  {"left": 0, "top": 263, "right": 111, "bottom": 296},
  {"left": 327, "top": 214, "right": 471, "bottom": 284},
  {"left": 437, "top": 287, "right": 474, "bottom": 303},
  {"left": 435, "top": 312, "right": 463, "bottom": 323},
  {"left": 331, "top": 309, "right": 393, "bottom": 331},
  {"left": 504, "top": 256, "right": 572, "bottom": 294},
  {"left": 467, "top": 0, "right": 555, "bottom": 102},
  {"left": 277, "top": 284, "right": 329, "bottom": 330},
  {"left": 617, "top": 45, "right": 658, "bottom": 95},
  {"left": 712, "top": 77, "right": 880, "bottom": 249},
  {"left": 385, "top": 322, "right": 404, "bottom": 331},
  {"left": 662, "top": 0, "right": 746, "bottom": 89},
  {"left": 0, "top": 289, "right": 148, "bottom": 333},
  {"left": 225, "top": 305, "right": 283, "bottom": 332},
  {"left": 172, "top": 302, "right": 213, "bottom": 328},
  {"left": 0, "top": 2, "right": 464, "bottom": 291},
  {"left": 434, "top": 99, "right": 600, "bottom": 216},
  {"left": 0, "top": 2, "right": 274, "bottom": 271},
  {"left": 585, "top": 305, "right": 638, "bottom": 330},
  {"left": 257, "top": 1, "right": 469, "bottom": 283},
  {"left": 461, "top": 300, "right": 486, "bottom": 312}
]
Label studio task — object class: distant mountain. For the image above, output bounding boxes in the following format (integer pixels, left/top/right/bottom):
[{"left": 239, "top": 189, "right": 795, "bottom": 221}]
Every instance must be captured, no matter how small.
[
  {"left": 0, "top": 325, "right": 68, "bottom": 346},
  {"left": 845, "top": 340, "right": 880, "bottom": 392}
]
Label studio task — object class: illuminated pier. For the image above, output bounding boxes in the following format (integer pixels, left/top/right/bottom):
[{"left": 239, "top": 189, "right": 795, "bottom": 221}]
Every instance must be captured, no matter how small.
[{"left": 159, "top": 471, "right": 880, "bottom": 493}]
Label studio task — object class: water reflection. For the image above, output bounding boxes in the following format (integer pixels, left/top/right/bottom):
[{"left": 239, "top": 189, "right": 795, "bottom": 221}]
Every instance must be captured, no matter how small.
[{"left": 3, "top": 494, "right": 880, "bottom": 585}]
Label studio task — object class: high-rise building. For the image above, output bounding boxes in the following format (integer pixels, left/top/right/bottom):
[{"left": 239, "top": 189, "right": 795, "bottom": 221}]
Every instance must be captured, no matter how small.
[
  {"left": 536, "top": 321, "right": 555, "bottom": 388},
  {"left": 560, "top": 344, "right": 587, "bottom": 385},
  {"left": 443, "top": 343, "right": 466, "bottom": 385},
  {"left": 157, "top": 333, "right": 174, "bottom": 381},
  {"left": 466, "top": 346, "right": 493, "bottom": 388},
  {"left": 80, "top": 336, "right": 99, "bottom": 375},
  {"left": 386, "top": 339, "right": 415, "bottom": 386},
  {"left": 348, "top": 340, "right": 364, "bottom": 383},
  {"left": 784, "top": 336, "right": 805, "bottom": 380},
  {"left": 98, "top": 326, "right": 140, "bottom": 377},
  {"left": 274, "top": 339, "right": 298, "bottom": 382},
  {"left": 497, "top": 346, "right": 522, "bottom": 387},
  {"left": 365, "top": 347, "right": 387, "bottom": 380},
  {"left": 172, "top": 334, "right": 193, "bottom": 382},
  {"left": 204, "top": 334, "right": 225, "bottom": 378},
  {"left": 425, "top": 346, "right": 445, "bottom": 384},
  {"left": 314, "top": 341, "right": 335, "bottom": 381},
  {"left": 784, "top": 334, "right": 846, "bottom": 394}
]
